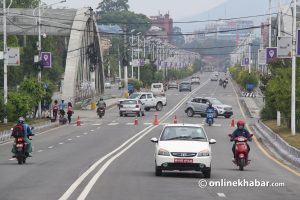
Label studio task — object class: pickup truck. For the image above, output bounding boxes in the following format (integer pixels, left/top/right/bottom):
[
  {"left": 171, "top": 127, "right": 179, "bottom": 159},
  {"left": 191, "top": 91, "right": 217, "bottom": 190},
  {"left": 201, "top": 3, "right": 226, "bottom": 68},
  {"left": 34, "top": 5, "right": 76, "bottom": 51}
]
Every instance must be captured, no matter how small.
[{"left": 119, "top": 92, "right": 167, "bottom": 111}]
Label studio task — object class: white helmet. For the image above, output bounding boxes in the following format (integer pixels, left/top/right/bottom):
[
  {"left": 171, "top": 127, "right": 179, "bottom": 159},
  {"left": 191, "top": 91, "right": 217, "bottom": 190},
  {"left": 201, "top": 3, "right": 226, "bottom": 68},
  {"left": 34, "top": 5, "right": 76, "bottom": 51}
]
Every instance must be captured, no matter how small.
[{"left": 18, "top": 117, "right": 25, "bottom": 123}]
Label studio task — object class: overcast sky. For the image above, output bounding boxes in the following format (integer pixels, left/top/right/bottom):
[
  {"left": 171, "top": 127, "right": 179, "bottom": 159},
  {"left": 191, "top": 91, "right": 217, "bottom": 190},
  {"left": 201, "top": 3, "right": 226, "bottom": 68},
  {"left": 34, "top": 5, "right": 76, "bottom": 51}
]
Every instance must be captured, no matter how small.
[{"left": 43, "top": 0, "right": 227, "bottom": 20}]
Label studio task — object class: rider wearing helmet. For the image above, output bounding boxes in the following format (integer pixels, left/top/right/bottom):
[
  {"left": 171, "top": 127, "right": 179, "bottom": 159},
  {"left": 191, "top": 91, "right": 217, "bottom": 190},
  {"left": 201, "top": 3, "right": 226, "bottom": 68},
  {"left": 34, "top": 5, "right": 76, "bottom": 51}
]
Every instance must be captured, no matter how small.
[
  {"left": 230, "top": 120, "right": 251, "bottom": 158},
  {"left": 97, "top": 97, "right": 106, "bottom": 114},
  {"left": 206, "top": 103, "right": 215, "bottom": 123},
  {"left": 11, "top": 117, "right": 34, "bottom": 157}
]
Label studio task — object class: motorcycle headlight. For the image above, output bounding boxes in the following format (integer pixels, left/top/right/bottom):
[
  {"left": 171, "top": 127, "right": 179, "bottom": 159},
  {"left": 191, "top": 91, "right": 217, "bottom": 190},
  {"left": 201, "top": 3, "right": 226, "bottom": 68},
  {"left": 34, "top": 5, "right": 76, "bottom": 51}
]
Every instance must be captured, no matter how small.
[
  {"left": 197, "top": 149, "right": 210, "bottom": 157},
  {"left": 158, "top": 148, "right": 170, "bottom": 156}
]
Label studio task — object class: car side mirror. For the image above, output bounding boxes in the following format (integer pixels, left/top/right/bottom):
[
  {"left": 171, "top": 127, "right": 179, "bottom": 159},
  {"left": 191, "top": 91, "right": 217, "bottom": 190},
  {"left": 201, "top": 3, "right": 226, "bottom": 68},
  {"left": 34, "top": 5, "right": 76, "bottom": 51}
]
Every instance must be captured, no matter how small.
[
  {"left": 151, "top": 137, "right": 158, "bottom": 143},
  {"left": 209, "top": 139, "right": 216, "bottom": 144}
]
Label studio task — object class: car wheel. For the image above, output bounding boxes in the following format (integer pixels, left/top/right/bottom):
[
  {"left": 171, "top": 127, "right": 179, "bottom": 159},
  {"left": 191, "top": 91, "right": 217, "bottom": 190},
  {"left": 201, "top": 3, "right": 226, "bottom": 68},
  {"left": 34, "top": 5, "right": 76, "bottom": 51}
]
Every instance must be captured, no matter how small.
[
  {"left": 155, "top": 166, "right": 162, "bottom": 176},
  {"left": 145, "top": 107, "right": 150, "bottom": 111},
  {"left": 119, "top": 112, "right": 123, "bottom": 117},
  {"left": 203, "top": 168, "right": 211, "bottom": 178},
  {"left": 224, "top": 114, "right": 231, "bottom": 119},
  {"left": 156, "top": 102, "right": 163, "bottom": 111},
  {"left": 187, "top": 108, "right": 194, "bottom": 117}
]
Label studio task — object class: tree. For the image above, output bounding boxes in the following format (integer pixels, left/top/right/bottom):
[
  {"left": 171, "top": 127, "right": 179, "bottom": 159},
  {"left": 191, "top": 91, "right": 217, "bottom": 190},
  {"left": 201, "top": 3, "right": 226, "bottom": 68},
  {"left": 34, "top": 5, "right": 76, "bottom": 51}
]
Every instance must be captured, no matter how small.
[
  {"left": 97, "top": 0, "right": 129, "bottom": 14},
  {"left": 10, "top": 0, "right": 39, "bottom": 8},
  {"left": 171, "top": 26, "right": 185, "bottom": 47}
]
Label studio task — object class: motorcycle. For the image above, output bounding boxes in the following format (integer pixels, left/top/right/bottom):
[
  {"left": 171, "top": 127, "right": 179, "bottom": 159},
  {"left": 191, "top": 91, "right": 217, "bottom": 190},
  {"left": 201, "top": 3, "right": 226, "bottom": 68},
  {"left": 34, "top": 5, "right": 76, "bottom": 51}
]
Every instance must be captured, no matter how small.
[
  {"left": 228, "top": 134, "right": 253, "bottom": 171},
  {"left": 14, "top": 127, "right": 34, "bottom": 165},
  {"left": 206, "top": 108, "right": 214, "bottom": 126},
  {"left": 97, "top": 107, "right": 105, "bottom": 118},
  {"left": 223, "top": 82, "right": 227, "bottom": 88}
]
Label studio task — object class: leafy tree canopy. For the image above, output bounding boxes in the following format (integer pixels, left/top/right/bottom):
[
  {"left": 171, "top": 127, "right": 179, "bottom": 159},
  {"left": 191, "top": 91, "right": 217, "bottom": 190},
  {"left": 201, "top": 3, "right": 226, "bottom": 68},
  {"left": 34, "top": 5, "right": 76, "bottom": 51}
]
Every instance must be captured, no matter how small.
[{"left": 97, "top": 0, "right": 129, "bottom": 14}]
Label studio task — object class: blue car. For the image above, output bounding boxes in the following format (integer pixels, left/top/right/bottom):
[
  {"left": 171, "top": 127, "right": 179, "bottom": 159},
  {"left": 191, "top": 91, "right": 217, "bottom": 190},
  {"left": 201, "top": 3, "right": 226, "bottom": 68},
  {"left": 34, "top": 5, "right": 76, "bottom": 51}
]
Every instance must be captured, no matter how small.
[{"left": 179, "top": 81, "right": 192, "bottom": 92}]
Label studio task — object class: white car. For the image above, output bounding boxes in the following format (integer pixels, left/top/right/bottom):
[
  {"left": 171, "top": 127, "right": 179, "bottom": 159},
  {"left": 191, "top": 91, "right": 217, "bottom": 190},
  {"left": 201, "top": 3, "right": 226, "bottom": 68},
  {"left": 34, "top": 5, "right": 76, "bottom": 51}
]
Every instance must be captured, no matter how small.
[
  {"left": 151, "top": 124, "right": 216, "bottom": 178},
  {"left": 119, "top": 99, "right": 145, "bottom": 117},
  {"left": 104, "top": 82, "right": 111, "bottom": 89},
  {"left": 151, "top": 83, "right": 165, "bottom": 96}
]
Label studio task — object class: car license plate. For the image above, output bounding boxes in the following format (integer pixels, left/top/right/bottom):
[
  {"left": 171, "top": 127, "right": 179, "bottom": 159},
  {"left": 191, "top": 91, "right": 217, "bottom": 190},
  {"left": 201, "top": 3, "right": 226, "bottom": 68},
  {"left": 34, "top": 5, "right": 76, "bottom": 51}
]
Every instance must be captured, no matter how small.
[{"left": 174, "top": 158, "right": 193, "bottom": 163}]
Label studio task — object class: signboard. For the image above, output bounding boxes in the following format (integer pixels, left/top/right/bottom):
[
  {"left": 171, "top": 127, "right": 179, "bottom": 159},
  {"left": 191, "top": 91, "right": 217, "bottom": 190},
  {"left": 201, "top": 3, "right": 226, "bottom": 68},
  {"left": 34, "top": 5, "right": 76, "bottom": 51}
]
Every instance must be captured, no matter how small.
[
  {"left": 7, "top": 47, "right": 20, "bottom": 66},
  {"left": 139, "top": 59, "right": 145, "bottom": 67},
  {"left": 132, "top": 59, "right": 139, "bottom": 67},
  {"left": 277, "top": 36, "right": 292, "bottom": 58},
  {"left": 266, "top": 47, "right": 277, "bottom": 64},
  {"left": 258, "top": 49, "right": 266, "bottom": 65},
  {"left": 241, "top": 58, "right": 249, "bottom": 67},
  {"left": 41, "top": 52, "right": 52, "bottom": 68},
  {"left": 297, "top": 29, "right": 300, "bottom": 56}
]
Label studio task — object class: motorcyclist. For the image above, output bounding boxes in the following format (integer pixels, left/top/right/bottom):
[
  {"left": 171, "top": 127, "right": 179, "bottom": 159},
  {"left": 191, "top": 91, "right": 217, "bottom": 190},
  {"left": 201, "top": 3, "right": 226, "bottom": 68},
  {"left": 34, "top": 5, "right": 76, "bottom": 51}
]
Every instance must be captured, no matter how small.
[
  {"left": 97, "top": 97, "right": 106, "bottom": 114},
  {"left": 11, "top": 117, "right": 34, "bottom": 157},
  {"left": 230, "top": 120, "right": 252, "bottom": 159},
  {"left": 206, "top": 103, "right": 215, "bottom": 124},
  {"left": 219, "top": 78, "right": 223, "bottom": 85}
]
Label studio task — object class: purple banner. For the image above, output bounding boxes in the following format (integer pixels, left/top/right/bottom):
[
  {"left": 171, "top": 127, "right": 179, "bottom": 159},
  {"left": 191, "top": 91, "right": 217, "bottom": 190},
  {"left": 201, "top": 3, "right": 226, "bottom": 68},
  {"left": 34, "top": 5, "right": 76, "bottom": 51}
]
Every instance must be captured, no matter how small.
[
  {"left": 41, "top": 52, "right": 52, "bottom": 68},
  {"left": 266, "top": 47, "right": 277, "bottom": 64},
  {"left": 297, "top": 30, "right": 300, "bottom": 56}
]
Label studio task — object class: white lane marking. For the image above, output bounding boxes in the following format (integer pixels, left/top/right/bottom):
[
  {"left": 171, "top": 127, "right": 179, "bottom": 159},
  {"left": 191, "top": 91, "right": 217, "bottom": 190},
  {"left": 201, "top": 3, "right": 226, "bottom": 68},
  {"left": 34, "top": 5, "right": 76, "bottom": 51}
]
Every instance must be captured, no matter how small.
[
  {"left": 144, "top": 123, "right": 152, "bottom": 125},
  {"left": 37, "top": 150, "right": 43, "bottom": 153},
  {"left": 108, "top": 123, "right": 118, "bottom": 126},
  {"left": 76, "top": 136, "right": 81, "bottom": 138},
  {"left": 90, "top": 130, "right": 94, "bottom": 132},
  {"left": 83, "top": 133, "right": 88, "bottom": 135},
  {"left": 59, "top": 142, "right": 64, "bottom": 145},
  {"left": 9, "top": 158, "right": 16, "bottom": 161},
  {"left": 126, "top": 123, "right": 134, "bottom": 125},
  {"left": 68, "top": 138, "right": 72, "bottom": 141},
  {"left": 48, "top": 146, "right": 54, "bottom": 149},
  {"left": 91, "top": 124, "right": 101, "bottom": 126},
  {"left": 217, "top": 193, "right": 226, "bottom": 198},
  {"left": 59, "top": 78, "right": 211, "bottom": 200}
]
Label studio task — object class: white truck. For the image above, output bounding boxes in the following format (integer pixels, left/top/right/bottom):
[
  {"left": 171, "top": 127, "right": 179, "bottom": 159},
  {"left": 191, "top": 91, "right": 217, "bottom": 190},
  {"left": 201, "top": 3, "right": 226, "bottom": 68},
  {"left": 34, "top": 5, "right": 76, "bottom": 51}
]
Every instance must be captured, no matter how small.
[{"left": 120, "top": 92, "right": 167, "bottom": 111}]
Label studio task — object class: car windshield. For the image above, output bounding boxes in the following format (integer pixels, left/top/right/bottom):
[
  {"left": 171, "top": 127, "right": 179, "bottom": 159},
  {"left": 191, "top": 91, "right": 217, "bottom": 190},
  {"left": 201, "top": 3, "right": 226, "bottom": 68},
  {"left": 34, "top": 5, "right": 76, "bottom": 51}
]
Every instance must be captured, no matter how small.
[
  {"left": 181, "top": 82, "right": 190, "bottom": 85},
  {"left": 160, "top": 126, "right": 207, "bottom": 141},
  {"left": 209, "top": 99, "right": 223, "bottom": 105},
  {"left": 152, "top": 84, "right": 162, "bottom": 88},
  {"left": 128, "top": 93, "right": 140, "bottom": 99},
  {"left": 122, "top": 100, "right": 137, "bottom": 105}
]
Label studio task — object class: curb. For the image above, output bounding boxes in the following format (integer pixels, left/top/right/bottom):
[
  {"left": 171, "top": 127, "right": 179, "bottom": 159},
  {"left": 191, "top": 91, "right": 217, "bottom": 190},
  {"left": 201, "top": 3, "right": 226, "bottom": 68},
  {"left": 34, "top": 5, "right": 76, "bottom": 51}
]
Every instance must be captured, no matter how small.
[{"left": 253, "top": 121, "right": 300, "bottom": 168}]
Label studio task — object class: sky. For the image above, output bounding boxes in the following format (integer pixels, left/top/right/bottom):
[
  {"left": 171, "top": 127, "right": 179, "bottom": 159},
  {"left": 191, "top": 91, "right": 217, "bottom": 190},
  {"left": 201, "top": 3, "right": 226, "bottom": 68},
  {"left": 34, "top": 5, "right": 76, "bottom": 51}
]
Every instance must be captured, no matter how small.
[{"left": 42, "top": 0, "right": 227, "bottom": 20}]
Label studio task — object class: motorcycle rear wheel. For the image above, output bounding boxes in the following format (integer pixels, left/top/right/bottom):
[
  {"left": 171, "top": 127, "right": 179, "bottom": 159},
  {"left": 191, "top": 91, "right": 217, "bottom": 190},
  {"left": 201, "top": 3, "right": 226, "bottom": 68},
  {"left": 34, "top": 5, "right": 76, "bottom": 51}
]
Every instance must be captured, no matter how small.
[{"left": 239, "top": 158, "right": 245, "bottom": 171}]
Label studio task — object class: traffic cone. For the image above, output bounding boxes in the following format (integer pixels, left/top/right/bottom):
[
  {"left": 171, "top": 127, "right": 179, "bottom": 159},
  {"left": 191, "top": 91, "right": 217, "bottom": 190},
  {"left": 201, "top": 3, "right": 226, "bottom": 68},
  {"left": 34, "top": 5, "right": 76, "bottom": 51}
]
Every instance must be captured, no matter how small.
[
  {"left": 153, "top": 113, "right": 159, "bottom": 125},
  {"left": 77, "top": 116, "right": 81, "bottom": 126},
  {"left": 231, "top": 119, "right": 235, "bottom": 127},
  {"left": 134, "top": 116, "right": 139, "bottom": 125},
  {"left": 173, "top": 115, "right": 177, "bottom": 124}
]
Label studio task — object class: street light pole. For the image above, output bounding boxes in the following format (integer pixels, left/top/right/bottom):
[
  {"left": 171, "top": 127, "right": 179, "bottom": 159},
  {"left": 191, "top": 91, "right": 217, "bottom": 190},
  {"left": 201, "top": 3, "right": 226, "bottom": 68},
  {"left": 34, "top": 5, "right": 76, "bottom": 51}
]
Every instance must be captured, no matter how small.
[
  {"left": 291, "top": 0, "right": 297, "bottom": 136},
  {"left": 37, "top": 0, "right": 42, "bottom": 118},
  {"left": 131, "top": 33, "right": 134, "bottom": 78},
  {"left": 3, "top": 0, "right": 7, "bottom": 123},
  {"left": 248, "top": 34, "right": 251, "bottom": 74}
]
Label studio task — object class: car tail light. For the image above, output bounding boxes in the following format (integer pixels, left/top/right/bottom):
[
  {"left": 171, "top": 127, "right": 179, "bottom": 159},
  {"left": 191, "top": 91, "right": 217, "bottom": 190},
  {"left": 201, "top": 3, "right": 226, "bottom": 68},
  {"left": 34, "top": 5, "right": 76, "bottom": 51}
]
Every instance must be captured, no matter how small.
[{"left": 17, "top": 138, "right": 23, "bottom": 142}]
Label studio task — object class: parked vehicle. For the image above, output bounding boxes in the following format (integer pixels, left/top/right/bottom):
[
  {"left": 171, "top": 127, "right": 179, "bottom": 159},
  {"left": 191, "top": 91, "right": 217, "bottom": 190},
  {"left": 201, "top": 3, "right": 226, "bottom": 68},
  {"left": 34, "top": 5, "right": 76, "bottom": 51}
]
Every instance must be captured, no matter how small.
[
  {"left": 151, "top": 124, "right": 216, "bottom": 178},
  {"left": 104, "top": 81, "right": 111, "bottom": 89},
  {"left": 151, "top": 83, "right": 165, "bottom": 96},
  {"left": 185, "top": 97, "right": 233, "bottom": 118},
  {"left": 120, "top": 92, "right": 167, "bottom": 111},
  {"left": 191, "top": 76, "right": 200, "bottom": 85},
  {"left": 119, "top": 99, "right": 145, "bottom": 117},
  {"left": 168, "top": 81, "right": 179, "bottom": 89},
  {"left": 179, "top": 81, "right": 192, "bottom": 92},
  {"left": 228, "top": 134, "right": 253, "bottom": 171}
]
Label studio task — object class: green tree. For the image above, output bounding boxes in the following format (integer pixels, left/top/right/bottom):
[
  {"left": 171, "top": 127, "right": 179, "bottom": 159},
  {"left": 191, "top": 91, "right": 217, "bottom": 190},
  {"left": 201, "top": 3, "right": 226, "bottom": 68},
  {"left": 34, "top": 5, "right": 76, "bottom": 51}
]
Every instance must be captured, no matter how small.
[
  {"left": 97, "top": 0, "right": 129, "bottom": 14},
  {"left": 11, "top": 0, "right": 38, "bottom": 8},
  {"left": 19, "top": 77, "right": 45, "bottom": 105}
]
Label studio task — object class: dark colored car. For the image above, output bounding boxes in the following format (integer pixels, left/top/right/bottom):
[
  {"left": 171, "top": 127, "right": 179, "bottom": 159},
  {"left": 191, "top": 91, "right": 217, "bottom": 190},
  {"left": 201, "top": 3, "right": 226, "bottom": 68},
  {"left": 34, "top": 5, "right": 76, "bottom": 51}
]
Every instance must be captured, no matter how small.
[{"left": 179, "top": 81, "right": 192, "bottom": 92}]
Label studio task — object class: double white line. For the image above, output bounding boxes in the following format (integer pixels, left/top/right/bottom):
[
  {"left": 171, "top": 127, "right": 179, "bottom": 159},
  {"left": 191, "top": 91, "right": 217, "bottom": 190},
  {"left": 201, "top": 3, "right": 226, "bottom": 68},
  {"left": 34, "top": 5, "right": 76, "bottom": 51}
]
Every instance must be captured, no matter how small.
[{"left": 59, "top": 78, "right": 210, "bottom": 200}]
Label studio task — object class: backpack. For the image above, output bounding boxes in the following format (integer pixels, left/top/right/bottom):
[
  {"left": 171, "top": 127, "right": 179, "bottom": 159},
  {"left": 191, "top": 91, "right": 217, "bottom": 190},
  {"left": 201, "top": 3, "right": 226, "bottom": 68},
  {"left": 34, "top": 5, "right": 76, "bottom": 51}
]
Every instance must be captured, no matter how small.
[{"left": 12, "top": 124, "right": 24, "bottom": 138}]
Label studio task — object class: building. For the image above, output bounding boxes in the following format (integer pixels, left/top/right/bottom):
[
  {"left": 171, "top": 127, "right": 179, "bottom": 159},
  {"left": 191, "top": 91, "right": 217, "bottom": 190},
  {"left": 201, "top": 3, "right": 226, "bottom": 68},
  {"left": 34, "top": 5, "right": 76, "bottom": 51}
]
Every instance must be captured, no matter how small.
[{"left": 150, "top": 12, "right": 173, "bottom": 42}]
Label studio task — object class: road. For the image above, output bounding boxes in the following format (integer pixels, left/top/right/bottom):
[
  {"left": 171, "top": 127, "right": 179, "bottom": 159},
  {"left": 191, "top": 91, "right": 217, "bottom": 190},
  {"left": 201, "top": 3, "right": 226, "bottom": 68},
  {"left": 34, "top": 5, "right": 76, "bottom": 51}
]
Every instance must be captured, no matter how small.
[{"left": 0, "top": 72, "right": 299, "bottom": 200}]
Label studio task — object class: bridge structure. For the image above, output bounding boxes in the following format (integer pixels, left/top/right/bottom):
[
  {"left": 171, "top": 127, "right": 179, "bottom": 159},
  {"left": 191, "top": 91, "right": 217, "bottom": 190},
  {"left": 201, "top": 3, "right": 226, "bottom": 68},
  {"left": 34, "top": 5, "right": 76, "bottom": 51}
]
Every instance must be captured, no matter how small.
[{"left": 0, "top": 7, "right": 105, "bottom": 102}]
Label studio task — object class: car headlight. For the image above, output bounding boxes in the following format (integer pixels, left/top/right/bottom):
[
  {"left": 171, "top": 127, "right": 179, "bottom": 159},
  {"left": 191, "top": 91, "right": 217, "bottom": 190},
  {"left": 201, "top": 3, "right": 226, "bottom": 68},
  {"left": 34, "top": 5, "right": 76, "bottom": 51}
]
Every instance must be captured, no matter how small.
[
  {"left": 197, "top": 149, "right": 210, "bottom": 157},
  {"left": 158, "top": 148, "right": 170, "bottom": 156},
  {"left": 216, "top": 106, "right": 223, "bottom": 109}
]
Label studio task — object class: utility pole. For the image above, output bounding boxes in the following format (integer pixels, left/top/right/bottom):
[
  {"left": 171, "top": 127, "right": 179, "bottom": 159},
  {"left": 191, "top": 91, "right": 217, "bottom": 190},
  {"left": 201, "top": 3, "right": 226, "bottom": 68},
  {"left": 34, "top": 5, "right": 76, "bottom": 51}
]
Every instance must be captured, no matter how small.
[
  {"left": 118, "top": 44, "right": 121, "bottom": 79},
  {"left": 291, "top": 0, "right": 296, "bottom": 136},
  {"left": 137, "top": 33, "right": 140, "bottom": 81},
  {"left": 143, "top": 37, "right": 146, "bottom": 58},
  {"left": 123, "top": 26, "right": 128, "bottom": 95},
  {"left": 37, "top": 0, "right": 42, "bottom": 118},
  {"left": 248, "top": 34, "right": 252, "bottom": 74},
  {"left": 3, "top": 0, "right": 7, "bottom": 123}
]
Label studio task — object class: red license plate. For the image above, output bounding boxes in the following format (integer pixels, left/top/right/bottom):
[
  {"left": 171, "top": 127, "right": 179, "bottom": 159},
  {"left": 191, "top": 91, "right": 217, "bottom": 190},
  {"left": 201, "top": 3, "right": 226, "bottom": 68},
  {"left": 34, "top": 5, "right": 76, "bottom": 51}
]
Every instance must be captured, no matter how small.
[{"left": 174, "top": 158, "right": 193, "bottom": 163}]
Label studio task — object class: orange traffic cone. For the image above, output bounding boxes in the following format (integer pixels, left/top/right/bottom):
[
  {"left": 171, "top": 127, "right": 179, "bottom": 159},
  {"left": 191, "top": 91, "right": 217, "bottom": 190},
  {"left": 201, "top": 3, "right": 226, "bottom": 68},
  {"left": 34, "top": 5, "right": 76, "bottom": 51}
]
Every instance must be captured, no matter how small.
[
  {"left": 231, "top": 119, "right": 235, "bottom": 127},
  {"left": 77, "top": 116, "right": 81, "bottom": 126},
  {"left": 134, "top": 116, "right": 139, "bottom": 125},
  {"left": 173, "top": 115, "right": 177, "bottom": 124},
  {"left": 153, "top": 113, "right": 159, "bottom": 125}
]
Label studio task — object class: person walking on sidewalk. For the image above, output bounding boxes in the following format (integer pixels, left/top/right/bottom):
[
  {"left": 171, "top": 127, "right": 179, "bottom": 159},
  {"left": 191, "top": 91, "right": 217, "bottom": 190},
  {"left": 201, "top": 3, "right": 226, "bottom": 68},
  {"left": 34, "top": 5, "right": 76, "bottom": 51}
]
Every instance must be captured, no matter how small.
[
  {"left": 52, "top": 100, "right": 59, "bottom": 121},
  {"left": 67, "top": 102, "right": 74, "bottom": 124}
]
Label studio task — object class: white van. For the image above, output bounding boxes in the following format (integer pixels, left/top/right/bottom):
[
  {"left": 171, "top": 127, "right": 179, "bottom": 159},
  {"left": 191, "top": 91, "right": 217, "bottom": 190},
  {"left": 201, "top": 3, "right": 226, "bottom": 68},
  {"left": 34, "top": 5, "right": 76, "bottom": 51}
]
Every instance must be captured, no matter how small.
[{"left": 151, "top": 83, "right": 165, "bottom": 96}]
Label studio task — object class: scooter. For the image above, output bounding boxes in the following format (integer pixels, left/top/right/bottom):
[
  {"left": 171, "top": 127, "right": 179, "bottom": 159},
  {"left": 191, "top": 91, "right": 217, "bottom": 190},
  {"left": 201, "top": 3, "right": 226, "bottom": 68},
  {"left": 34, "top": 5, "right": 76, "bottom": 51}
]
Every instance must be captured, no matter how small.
[
  {"left": 228, "top": 134, "right": 253, "bottom": 171},
  {"left": 14, "top": 127, "right": 34, "bottom": 165},
  {"left": 223, "top": 82, "right": 227, "bottom": 88},
  {"left": 97, "top": 107, "right": 105, "bottom": 118},
  {"left": 206, "top": 112, "right": 214, "bottom": 126}
]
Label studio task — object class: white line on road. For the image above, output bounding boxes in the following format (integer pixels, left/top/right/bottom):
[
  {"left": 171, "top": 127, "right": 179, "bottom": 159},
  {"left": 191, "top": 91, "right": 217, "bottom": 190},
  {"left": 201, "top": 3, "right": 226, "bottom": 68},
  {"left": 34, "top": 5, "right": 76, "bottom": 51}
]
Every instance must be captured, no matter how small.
[
  {"left": 59, "top": 142, "right": 64, "bottom": 145},
  {"left": 217, "top": 193, "right": 226, "bottom": 198},
  {"left": 91, "top": 124, "right": 101, "bottom": 126},
  {"left": 108, "top": 123, "right": 119, "bottom": 126},
  {"left": 90, "top": 130, "right": 94, "bottom": 132},
  {"left": 9, "top": 158, "right": 16, "bottom": 161},
  {"left": 76, "top": 136, "right": 81, "bottom": 138},
  {"left": 126, "top": 123, "right": 134, "bottom": 125},
  {"left": 48, "top": 146, "right": 54, "bottom": 149},
  {"left": 37, "top": 150, "right": 43, "bottom": 153},
  {"left": 83, "top": 133, "right": 88, "bottom": 135},
  {"left": 68, "top": 138, "right": 72, "bottom": 141},
  {"left": 143, "top": 123, "right": 152, "bottom": 125}
]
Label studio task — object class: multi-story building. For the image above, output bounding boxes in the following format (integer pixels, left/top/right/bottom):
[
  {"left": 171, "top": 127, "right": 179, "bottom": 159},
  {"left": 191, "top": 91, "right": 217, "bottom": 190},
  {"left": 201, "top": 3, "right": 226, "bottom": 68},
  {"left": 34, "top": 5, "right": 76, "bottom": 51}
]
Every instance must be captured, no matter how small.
[{"left": 150, "top": 12, "right": 173, "bottom": 42}]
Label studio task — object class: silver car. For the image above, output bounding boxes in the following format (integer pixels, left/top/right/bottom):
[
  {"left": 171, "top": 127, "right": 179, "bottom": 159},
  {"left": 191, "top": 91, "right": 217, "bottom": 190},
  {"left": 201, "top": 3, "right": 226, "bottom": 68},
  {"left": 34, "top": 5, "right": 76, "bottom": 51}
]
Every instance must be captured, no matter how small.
[{"left": 119, "top": 99, "right": 145, "bottom": 117}]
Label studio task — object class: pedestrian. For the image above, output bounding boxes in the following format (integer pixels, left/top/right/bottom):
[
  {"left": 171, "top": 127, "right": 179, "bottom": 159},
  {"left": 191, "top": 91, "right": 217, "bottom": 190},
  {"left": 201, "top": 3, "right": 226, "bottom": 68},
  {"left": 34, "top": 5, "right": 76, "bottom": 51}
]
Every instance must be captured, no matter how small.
[
  {"left": 52, "top": 100, "right": 59, "bottom": 121},
  {"left": 67, "top": 102, "right": 74, "bottom": 124}
]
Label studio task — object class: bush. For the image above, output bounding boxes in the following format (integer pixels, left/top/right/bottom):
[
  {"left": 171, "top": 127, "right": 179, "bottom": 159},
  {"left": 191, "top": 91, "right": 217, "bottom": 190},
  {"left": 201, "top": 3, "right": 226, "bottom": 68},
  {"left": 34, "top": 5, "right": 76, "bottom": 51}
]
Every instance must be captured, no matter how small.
[{"left": 121, "top": 78, "right": 143, "bottom": 90}]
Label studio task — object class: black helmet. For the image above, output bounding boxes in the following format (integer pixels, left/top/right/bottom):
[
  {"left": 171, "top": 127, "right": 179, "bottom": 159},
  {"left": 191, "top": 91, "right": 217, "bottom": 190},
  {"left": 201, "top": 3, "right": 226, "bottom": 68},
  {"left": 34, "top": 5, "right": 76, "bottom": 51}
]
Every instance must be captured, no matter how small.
[
  {"left": 18, "top": 117, "right": 25, "bottom": 123},
  {"left": 208, "top": 103, "right": 212, "bottom": 107}
]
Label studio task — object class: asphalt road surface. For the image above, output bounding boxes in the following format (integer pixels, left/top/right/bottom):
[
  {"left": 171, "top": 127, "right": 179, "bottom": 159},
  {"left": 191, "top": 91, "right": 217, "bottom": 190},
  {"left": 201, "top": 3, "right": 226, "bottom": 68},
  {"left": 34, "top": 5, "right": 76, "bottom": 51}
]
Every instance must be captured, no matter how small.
[{"left": 0, "top": 72, "right": 299, "bottom": 200}]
